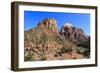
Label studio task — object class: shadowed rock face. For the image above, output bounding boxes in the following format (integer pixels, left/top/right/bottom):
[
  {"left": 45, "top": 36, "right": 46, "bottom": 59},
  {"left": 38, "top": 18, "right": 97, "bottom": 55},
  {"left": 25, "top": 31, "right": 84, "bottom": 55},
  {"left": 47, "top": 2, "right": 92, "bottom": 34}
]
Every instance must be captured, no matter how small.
[
  {"left": 24, "top": 19, "right": 90, "bottom": 61},
  {"left": 60, "top": 23, "right": 89, "bottom": 42}
]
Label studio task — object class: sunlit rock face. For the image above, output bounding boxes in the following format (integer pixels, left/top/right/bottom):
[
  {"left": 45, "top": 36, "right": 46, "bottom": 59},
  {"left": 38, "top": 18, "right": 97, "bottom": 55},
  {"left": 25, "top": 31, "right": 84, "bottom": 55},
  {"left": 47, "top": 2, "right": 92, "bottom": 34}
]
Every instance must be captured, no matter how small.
[{"left": 37, "top": 18, "right": 59, "bottom": 33}]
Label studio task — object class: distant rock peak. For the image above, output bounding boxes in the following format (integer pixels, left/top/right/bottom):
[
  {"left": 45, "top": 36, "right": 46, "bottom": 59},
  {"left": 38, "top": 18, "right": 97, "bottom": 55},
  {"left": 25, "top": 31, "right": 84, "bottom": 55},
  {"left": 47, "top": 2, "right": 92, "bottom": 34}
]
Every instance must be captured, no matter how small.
[
  {"left": 63, "top": 23, "right": 73, "bottom": 28},
  {"left": 60, "top": 23, "right": 88, "bottom": 42}
]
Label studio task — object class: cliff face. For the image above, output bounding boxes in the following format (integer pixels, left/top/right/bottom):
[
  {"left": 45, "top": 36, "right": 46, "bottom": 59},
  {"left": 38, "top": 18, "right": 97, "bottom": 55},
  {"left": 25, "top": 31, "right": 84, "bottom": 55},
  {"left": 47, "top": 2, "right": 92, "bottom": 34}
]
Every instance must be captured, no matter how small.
[
  {"left": 37, "top": 18, "right": 59, "bottom": 33},
  {"left": 60, "top": 23, "right": 88, "bottom": 42},
  {"left": 24, "top": 18, "right": 90, "bottom": 61}
]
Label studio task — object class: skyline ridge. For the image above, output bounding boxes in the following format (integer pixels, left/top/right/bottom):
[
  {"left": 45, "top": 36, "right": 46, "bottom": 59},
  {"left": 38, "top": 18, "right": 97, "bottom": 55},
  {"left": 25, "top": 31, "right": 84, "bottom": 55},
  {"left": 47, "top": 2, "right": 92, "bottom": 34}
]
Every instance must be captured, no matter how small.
[{"left": 24, "top": 11, "right": 90, "bottom": 35}]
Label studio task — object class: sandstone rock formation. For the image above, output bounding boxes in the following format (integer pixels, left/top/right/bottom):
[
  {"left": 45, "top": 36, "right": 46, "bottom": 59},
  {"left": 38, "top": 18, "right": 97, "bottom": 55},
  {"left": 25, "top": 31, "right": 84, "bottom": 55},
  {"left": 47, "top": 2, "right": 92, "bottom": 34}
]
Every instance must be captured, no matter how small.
[
  {"left": 24, "top": 19, "right": 90, "bottom": 61},
  {"left": 60, "top": 23, "right": 89, "bottom": 42},
  {"left": 37, "top": 18, "right": 59, "bottom": 33}
]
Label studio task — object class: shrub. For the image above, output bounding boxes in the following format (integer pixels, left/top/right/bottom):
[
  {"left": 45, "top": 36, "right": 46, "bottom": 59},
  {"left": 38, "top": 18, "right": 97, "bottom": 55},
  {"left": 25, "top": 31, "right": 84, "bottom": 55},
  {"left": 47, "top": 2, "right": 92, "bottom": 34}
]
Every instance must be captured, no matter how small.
[
  {"left": 75, "top": 47, "right": 90, "bottom": 58},
  {"left": 75, "top": 48, "right": 85, "bottom": 54},
  {"left": 77, "top": 38, "right": 90, "bottom": 49},
  {"left": 24, "top": 50, "right": 35, "bottom": 61},
  {"left": 57, "top": 48, "right": 72, "bottom": 56},
  {"left": 39, "top": 51, "right": 46, "bottom": 61},
  {"left": 83, "top": 49, "right": 90, "bottom": 58},
  {"left": 41, "top": 57, "right": 46, "bottom": 60}
]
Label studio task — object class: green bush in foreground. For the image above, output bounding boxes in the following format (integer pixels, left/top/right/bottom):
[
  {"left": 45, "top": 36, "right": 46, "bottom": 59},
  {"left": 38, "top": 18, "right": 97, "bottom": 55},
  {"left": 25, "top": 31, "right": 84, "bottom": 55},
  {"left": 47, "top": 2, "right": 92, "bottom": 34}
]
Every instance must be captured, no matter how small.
[
  {"left": 24, "top": 50, "right": 35, "bottom": 61},
  {"left": 75, "top": 47, "right": 90, "bottom": 58},
  {"left": 57, "top": 48, "right": 72, "bottom": 56}
]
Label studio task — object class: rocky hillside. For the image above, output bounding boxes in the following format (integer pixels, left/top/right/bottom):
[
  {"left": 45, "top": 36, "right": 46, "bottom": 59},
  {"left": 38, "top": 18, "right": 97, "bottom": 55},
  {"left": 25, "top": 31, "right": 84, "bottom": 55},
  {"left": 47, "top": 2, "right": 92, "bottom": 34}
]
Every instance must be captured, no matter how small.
[{"left": 24, "top": 18, "right": 90, "bottom": 61}]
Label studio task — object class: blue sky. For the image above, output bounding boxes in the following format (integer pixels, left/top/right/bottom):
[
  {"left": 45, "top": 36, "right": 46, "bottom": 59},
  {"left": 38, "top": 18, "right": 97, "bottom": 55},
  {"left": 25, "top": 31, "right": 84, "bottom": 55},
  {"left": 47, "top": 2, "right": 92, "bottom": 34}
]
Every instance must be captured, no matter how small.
[{"left": 24, "top": 11, "right": 90, "bottom": 35}]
